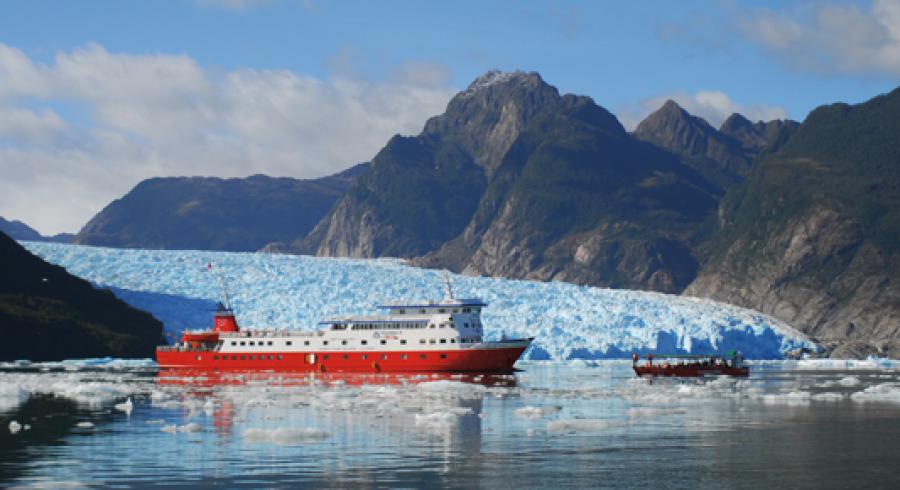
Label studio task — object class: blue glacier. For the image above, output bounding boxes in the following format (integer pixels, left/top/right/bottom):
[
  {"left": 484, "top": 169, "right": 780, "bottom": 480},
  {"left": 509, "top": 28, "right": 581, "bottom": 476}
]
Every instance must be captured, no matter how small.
[{"left": 22, "top": 242, "right": 818, "bottom": 359}]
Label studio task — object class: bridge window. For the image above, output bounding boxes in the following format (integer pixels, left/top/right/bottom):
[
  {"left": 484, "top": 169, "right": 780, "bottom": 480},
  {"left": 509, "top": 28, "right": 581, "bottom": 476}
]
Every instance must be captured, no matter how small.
[
  {"left": 342, "top": 340, "right": 348, "bottom": 345},
  {"left": 304, "top": 340, "right": 310, "bottom": 346},
  {"left": 286, "top": 341, "right": 292, "bottom": 346},
  {"left": 400, "top": 339, "right": 407, "bottom": 345},
  {"left": 380, "top": 340, "right": 387, "bottom": 345},
  {"left": 450, "top": 339, "right": 456, "bottom": 343},
  {"left": 231, "top": 341, "right": 236, "bottom": 346},
  {"left": 267, "top": 341, "right": 273, "bottom": 346},
  {"left": 440, "top": 339, "right": 446, "bottom": 344},
  {"left": 240, "top": 341, "right": 246, "bottom": 346},
  {"left": 323, "top": 341, "right": 329, "bottom": 346},
  {"left": 419, "top": 339, "right": 426, "bottom": 344},
  {"left": 361, "top": 340, "right": 367, "bottom": 345}
]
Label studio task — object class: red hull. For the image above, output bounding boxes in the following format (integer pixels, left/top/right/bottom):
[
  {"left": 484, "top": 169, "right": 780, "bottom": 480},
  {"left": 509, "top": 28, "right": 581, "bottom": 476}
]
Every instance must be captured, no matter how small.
[
  {"left": 156, "top": 344, "right": 528, "bottom": 373},
  {"left": 633, "top": 365, "right": 749, "bottom": 377}
]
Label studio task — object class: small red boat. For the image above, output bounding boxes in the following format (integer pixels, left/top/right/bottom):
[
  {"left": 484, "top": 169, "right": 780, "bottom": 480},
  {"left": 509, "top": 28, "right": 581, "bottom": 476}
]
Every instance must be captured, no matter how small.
[{"left": 632, "top": 352, "right": 749, "bottom": 377}]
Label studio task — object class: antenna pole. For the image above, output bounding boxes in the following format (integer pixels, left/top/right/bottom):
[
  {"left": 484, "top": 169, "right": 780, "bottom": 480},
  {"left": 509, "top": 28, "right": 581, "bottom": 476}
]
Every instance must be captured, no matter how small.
[{"left": 443, "top": 271, "right": 454, "bottom": 300}]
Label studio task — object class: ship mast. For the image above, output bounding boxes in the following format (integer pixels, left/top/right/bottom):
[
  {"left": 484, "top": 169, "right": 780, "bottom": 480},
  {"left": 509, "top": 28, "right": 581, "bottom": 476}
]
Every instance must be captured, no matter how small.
[{"left": 443, "top": 271, "right": 454, "bottom": 301}]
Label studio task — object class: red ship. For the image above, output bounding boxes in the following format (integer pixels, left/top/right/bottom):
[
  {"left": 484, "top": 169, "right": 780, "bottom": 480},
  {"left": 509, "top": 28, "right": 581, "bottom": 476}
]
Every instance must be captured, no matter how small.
[
  {"left": 631, "top": 352, "right": 749, "bottom": 377},
  {"left": 156, "top": 276, "right": 532, "bottom": 373}
]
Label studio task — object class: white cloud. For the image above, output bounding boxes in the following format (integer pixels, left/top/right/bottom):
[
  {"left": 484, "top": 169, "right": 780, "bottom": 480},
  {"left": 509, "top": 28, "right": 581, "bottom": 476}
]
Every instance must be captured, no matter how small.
[
  {"left": 0, "top": 43, "right": 456, "bottom": 235},
  {"left": 617, "top": 90, "right": 789, "bottom": 131},
  {"left": 739, "top": 0, "right": 900, "bottom": 76}
]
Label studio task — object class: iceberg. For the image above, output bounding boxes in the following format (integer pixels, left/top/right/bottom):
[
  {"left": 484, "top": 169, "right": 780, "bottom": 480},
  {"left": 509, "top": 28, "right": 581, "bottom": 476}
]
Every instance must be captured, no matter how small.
[{"left": 22, "top": 242, "right": 817, "bottom": 360}]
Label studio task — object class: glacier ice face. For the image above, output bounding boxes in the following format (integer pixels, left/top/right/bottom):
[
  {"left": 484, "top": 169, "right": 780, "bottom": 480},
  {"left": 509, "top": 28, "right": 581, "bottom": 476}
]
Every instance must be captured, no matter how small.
[{"left": 21, "top": 242, "right": 817, "bottom": 359}]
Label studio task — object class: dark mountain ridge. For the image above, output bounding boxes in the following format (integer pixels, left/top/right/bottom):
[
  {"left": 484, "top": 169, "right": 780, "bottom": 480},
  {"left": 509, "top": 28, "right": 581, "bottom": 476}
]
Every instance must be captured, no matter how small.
[
  {"left": 0, "top": 231, "right": 163, "bottom": 361},
  {"left": 0, "top": 217, "right": 74, "bottom": 243},
  {"left": 74, "top": 163, "right": 368, "bottom": 252}
]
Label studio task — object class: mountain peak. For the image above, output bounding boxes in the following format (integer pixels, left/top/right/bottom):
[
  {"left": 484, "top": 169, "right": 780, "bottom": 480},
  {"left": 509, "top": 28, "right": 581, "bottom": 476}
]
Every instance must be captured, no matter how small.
[
  {"left": 462, "top": 70, "right": 544, "bottom": 96},
  {"left": 720, "top": 113, "right": 753, "bottom": 134}
]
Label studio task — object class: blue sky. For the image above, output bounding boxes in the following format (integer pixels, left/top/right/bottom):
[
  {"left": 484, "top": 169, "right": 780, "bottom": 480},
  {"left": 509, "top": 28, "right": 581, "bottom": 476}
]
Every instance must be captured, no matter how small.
[{"left": 1, "top": 0, "right": 899, "bottom": 233}]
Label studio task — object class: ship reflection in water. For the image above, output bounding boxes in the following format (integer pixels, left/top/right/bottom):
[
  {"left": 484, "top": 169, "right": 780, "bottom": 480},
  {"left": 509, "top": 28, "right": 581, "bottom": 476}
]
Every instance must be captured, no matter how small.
[{"left": 3, "top": 361, "right": 900, "bottom": 488}]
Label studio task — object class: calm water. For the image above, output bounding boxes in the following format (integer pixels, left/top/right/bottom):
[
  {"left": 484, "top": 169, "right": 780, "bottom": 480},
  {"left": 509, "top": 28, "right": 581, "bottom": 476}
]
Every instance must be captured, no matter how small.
[{"left": 2, "top": 360, "right": 900, "bottom": 489}]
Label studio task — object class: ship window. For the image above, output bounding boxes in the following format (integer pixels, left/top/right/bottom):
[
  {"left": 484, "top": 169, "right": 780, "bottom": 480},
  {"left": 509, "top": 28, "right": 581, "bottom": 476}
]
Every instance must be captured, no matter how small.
[
  {"left": 231, "top": 356, "right": 237, "bottom": 360},
  {"left": 451, "top": 339, "right": 456, "bottom": 343},
  {"left": 439, "top": 324, "right": 446, "bottom": 328},
  {"left": 267, "top": 341, "right": 273, "bottom": 346},
  {"left": 231, "top": 341, "right": 236, "bottom": 346},
  {"left": 401, "top": 354, "right": 408, "bottom": 360},
  {"left": 361, "top": 354, "right": 367, "bottom": 360},
  {"left": 304, "top": 341, "right": 310, "bottom": 346},
  {"left": 474, "top": 308, "right": 480, "bottom": 313},
  {"left": 342, "top": 355, "right": 349, "bottom": 360},
  {"left": 381, "top": 354, "right": 388, "bottom": 360},
  {"left": 286, "top": 341, "right": 292, "bottom": 346},
  {"left": 440, "top": 339, "right": 446, "bottom": 344},
  {"left": 452, "top": 309, "right": 458, "bottom": 313},
  {"left": 429, "top": 324, "right": 435, "bottom": 329},
  {"left": 342, "top": 340, "right": 348, "bottom": 345},
  {"left": 361, "top": 340, "right": 367, "bottom": 345},
  {"left": 213, "top": 355, "right": 218, "bottom": 360},
  {"left": 323, "top": 355, "right": 329, "bottom": 360},
  {"left": 419, "top": 309, "right": 426, "bottom": 314},
  {"left": 323, "top": 341, "right": 329, "bottom": 346},
  {"left": 464, "top": 323, "right": 469, "bottom": 328},
  {"left": 277, "top": 355, "right": 283, "bottom": 360},
  {"left": 240, "top": 341, "right": 246, "bottom": 346},
  {"left": 419, "top": 339, "right": 426, "bottom": 344},
  {"left": 380, "top": 340, "right": 387, "bottom": 345},
  {"left": 400, "top": 339, "right": 407, "bottom": 345},
  {"left": 249, "top": 341, "right": 255, "bottom": 346},
  {"left": 398, "top": 309, "right": 405, "bottom": 314},
  {"left": 463, "top": 308, "right": 470, "bottom": 313},
  {"left": 429, "top": 339, "right": 436, "bottom": 344},
  {"left": 196, "top": 355, "right": 202, "bottom": 361},
  {"left": 440, "top": 354, "right": 447, "bottom": 359},
  {"left": 420, "top": 354, "right": 427, "bottom": 359},
  {"left": 439, "top": 309, "right": 446, "bottom": 313},
  {"left": 240, "top": 356, "right": 246, "bottom": 360},
  {"left": 249, "top": 356, "right": 254, "bottom": 360},
  {"left": 268, "top": 355, "right": 273, "bottom": 360}
]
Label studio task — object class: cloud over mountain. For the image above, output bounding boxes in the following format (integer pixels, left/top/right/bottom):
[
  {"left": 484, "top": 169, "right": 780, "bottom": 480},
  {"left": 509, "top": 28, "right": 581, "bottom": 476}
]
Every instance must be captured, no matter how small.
[{"left": 0, "top": 43, "right": 455, "bottom": 234}]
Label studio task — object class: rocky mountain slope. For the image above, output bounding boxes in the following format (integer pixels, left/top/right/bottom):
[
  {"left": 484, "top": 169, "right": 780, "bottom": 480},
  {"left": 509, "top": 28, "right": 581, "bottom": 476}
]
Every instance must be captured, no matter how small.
[
  {"left": 0, "top": 217, "right": 73, "bottom": 243},
  {"left": 633, "top": 101, "right": 797, "bottom": 191},
  {"left": 685, "top": 87, "right": 900, "bottom": 358},
  {"left": 74, "top": 163, "right": 368, "bottom": 251},
  {"left": 0, "top": 231, "right": 163, "bottom": 361},
  {"left": 303, "top": 71, "right": 794, "bottom": 293}
]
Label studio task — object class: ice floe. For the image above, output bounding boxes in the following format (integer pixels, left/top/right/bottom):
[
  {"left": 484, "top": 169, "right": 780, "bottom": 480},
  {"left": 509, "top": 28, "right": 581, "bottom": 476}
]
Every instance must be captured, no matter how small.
[{"left": 243, "top": 427, "right": 329, "bottom": 444}]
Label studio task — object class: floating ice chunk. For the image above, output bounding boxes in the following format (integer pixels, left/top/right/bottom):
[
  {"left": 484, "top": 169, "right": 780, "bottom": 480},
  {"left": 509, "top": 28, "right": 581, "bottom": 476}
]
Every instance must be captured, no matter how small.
[
  {"left": 514, "top": 406, "right": 562, "bottom": 419},
  {"left": 160, "top": 424, "right": 178, "bottom": 434},
  {"left": 416, "top": 381, "right": 486, "bottom": 399},
  {"left": 0, "top": 383, "right": 29, "bottom": 412},
  {"left": 811, "top": 392, "right": 846, "bottom": 402},
  {"left": 627, "top": 407, "right": 686, "bottom": 420},
  {"left": 838, "top": 376, "right": 861, "bottom": 387},
  {"left": 179, "top": 422, "right": 202, "bottom": 433},
  {"left": 760, "top": 391, "right": 810, "bottom": 406},
  {"left": 75, "top": 421, "right": 95, "bottom": 429},
  {"left": 114, "top": 397, "right": 133, "bottom": 415},
  {"left": 415, "top": 411, "right": 468, "bottom": 429},
  {"left": 850, "top": 383, "right": 900, "bottom": 404},
  {"left": 243, "top": 427, "right": 329, "bottom": 445},
  {"left": 9, "top": 420, "right": 22, "bottom": 434},
  {"left": 547, "top": 419, "right": 627, "bottom": 432}
]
